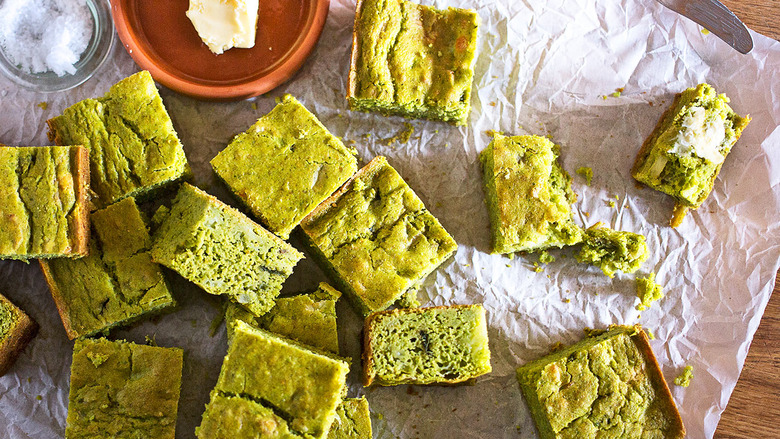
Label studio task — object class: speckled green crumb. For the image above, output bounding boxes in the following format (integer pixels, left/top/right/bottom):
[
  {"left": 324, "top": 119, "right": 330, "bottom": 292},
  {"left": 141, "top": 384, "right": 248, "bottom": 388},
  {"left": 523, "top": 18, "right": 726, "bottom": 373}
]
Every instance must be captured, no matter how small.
[
  {"left": 576, "top": 224, "right": 648, "bottom": 278},
  {"left": 632, "top": 83, "right": 750, "bottom": 226},
  {"left": 363, "top": 304, "right": 492, "bottom": 386},
  {"left": 636, "top": 273, "right": 664, "bottom": 311},
  {"left": 0, "top": 145, "right": 89, "bottom": 259},
  {"left": 211, "top": 95, "right": 358, "bottom": 239},
  {"left": 576, "top": 167, "right": 593, "bottom": 185},
  {"left": 65, "top": 338, "right": 183, "bottom": 439},
  {"left": 328, "top": 397, "right": 372, "bottom": 439},
  {"left": 41, "top": 197, "right": 174, "bottom": 339},
  {"left": 151, "top": 183, "right": 303, "bottom": 317},
  {"left": 198, "top": 320, "right": 349, "bottom": 439},
  {"left": 674, "top": 366, "right": 693, "bottom": 387},
  {"left": 348, "top": 0, "right": 479, "bottom": 125},
  {"left": 516, "top": 326, "right": 685, "bottom": 439},
  {"left": 47, "top": 71, "right": 191, "bottom": 208},
  {"left": 480, "top": 135, "right": 583, "bottom": 254},
  {"left": 226, "top": 282, "right": 341, "bottom": 354},
  {"left": 196, "top": 394, "right": 302, "bottom": 438},
  {"left": 300, "top": 156, "right": 457, "bottom": 317}
]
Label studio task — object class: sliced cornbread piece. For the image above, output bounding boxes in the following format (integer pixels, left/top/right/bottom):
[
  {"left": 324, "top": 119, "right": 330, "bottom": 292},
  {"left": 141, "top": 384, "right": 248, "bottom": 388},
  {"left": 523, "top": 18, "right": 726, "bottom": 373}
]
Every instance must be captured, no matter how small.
[
  {"left": 347, "top": 0, "right": 479, "bottom": 125},
  {"left": 196, "top": 394, "right": 303, "bottom": 439},
  {"left": 300, "top": 156, "right": 458, "bottom": 317},
  {"left": 363, "top": 304, "right": 491, "bottom": 386},
  {"left": 198, "top": 320, "right": 349, "bottom": 439},
  {"left": 65, "top": 338, "right": 183, "bottom": 439},
  {"left": 0, "top": 293, "right": 38, "bottom": 376},
  {"left": 226, "top": 282, "right": 341, "bottom": 353},
  {"left": 479, "top": 134, "right": 582, "bottom": 254},
  {"left": 40, "top": 197, "right": 175, "bottom": 339},
  {"left": 0, "top": 145, "right": 89, "bottom": 259},
  {"left": 47, "top": 71, "right": 191, "bottom": 208},
  {"left": 632, "top": 83, "right": 750, "bottom": 226},
  {"left": 211, "top": 94, "right": 358, "bottom": 239},
  {"left": 575, "top": 223, "right": 648, "bottom": 278},
  {"left": 516, "top": 325, "right": 685, "bottom": 439},
  {"left": 328, "top": 397, "right": 373, "bottom": 439},
  {"left": 151, "top": 183, "right": 303, "bottom": 317}
]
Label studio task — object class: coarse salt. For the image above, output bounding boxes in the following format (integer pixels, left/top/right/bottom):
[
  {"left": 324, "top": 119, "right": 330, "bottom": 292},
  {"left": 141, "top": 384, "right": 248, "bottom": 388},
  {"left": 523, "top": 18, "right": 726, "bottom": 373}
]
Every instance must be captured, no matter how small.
[{"left": 0, "top": 0, "right": 93, "bottom": 76}]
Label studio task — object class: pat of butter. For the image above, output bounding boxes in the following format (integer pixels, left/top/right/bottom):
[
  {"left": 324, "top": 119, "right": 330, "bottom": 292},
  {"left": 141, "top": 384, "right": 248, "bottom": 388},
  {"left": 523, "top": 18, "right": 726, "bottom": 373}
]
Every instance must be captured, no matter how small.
[{"left": 186, "top": 0, "right": 259, "bottom": 55}]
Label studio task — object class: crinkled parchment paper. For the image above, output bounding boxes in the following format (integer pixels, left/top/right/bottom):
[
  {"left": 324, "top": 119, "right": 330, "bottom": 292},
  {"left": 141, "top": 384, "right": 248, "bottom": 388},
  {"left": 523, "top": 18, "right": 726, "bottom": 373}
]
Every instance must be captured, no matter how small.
[{"left": 1, "top": 0, "right": 779, "bottom": 437}]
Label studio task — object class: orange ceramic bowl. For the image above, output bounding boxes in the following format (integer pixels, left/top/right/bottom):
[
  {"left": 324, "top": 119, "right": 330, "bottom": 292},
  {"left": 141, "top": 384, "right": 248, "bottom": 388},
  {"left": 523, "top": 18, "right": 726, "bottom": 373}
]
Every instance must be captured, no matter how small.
[{"left": 111, "top": 0, "right": 330, "bottom": 100}]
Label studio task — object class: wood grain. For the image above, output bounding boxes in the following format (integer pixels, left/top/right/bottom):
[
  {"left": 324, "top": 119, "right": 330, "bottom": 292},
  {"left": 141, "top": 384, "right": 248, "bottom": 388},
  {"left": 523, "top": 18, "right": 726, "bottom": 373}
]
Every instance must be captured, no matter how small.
[{"left": 700, "top": 2, "right": 780, "bottom": 436}]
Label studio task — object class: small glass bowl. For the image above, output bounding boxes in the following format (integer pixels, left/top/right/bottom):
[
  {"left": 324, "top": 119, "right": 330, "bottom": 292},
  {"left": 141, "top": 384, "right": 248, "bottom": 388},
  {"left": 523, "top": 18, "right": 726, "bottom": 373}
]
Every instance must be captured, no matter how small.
[{"left": 0, "top": 0, "right": 115, "bottom": 92}]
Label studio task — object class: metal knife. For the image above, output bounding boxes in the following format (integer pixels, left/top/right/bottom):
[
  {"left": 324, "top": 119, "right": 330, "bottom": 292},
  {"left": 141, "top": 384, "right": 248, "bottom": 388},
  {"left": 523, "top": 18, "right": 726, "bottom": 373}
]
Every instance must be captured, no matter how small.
[{"left": 656, "top": 0, "right": 753, "bottom": 54}]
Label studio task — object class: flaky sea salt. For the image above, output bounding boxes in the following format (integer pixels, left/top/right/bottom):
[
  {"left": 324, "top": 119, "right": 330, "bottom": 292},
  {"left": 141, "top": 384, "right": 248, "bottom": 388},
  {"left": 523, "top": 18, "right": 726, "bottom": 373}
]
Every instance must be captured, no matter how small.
[{"left": 0, "top": 0, "right": 93, "bottom": 76}]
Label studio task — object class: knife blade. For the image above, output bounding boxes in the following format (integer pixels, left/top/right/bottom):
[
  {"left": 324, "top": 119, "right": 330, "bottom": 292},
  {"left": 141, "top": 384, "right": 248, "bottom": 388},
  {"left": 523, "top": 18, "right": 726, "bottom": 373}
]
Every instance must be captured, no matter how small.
[{"left": 656, "top": 0, "right": 753, "bottom": 54}]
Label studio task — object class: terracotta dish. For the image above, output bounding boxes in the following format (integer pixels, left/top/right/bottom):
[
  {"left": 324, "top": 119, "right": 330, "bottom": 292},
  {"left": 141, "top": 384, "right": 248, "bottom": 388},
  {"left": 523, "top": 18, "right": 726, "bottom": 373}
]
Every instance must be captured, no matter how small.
[{"left": 111, "top": 0, "right": 330, "bottom": 100}]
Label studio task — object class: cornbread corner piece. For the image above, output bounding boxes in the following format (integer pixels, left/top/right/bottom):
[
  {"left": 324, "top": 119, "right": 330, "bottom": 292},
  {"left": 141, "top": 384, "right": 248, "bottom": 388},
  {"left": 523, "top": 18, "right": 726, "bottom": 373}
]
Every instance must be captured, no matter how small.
[
  {"left": 631, "top": 83, "right": 751, "bottom": 227},
  {"left": 575, "top": 223, "right": 648, "bottom": 278},
  {"left": 0, "top": 145, "right": 90, "bottom": 259},
  {"left": 47, "top": 70, "right": 191, "bottom": 208},
  {"left": 0, "top": 293, "right": 38, "bottom": 376},
  {"left": 300, "top": 156, "right": 458, "bottom": 317},
  {"left": 516, "top": 325, "right": 685, "bottom": 439},
  {"left": 151, "top": 183, "right": 304, "bottom": 317},
  {"left": 479, "top": 134, "right": 583, "bottom": 254},
  {"left": 196, "top": 393, "right": 303, "bottom": 439},
  {"left": 199, "top": 320, "right": 349, "bottom": 439},
  {"left": 363, "top": 304, "right": 492, "bottom": 386},
  {"left": 225, "top": 282, "right": 342, "bottom": 354},
  {"left": 347, "top": 0, "right": 480, "bottom": 125},
  {"left": 40, "top": 197, "right": 175, "bottom": 340},
  {"left": 211, "top": 94, "right": 359, "bottom": 239},
  {"left": 66, "top": 338, "right": 184, "bottom": 439},
  {"left": 328, "top": 397, "right": 372, "bottom": 439}
]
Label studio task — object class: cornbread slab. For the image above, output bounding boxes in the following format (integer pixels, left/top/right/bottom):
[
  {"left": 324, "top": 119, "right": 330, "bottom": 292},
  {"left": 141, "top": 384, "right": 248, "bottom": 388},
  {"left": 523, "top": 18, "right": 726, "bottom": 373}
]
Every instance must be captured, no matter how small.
[
  {"left": 479, "top": 134, "right": 582, "bottom": 254},
  {"left": 47, "top": 71, "right": 191, "bottom": 208},
  {"left": 300, "top": 156, "right": 458, "bottom": 316},
  {"left": 151, "top": 183, "right": 303, "bottom": 317},
  {"left": 211, "top": 94, "right": 358, "bottom": 239},
  {"left": 516, "top": 325, "right": 685, "bottom": 439},
  {"left": 632, "top": 83, "right": 750, "bottom": 226},
  {"left": 65, "top": 338, "right": 183, "bottom": 439},
  {"left": 328, "top": 397, "right": 373, "bottom": 439},
  {"left": 347, "top": 0, "right": 479, "bottom": 125},
  {"left": 0, "top": 293, "right": 38, "bottom": 376},
  {"left": 363, "top": 304, "right": 492, "bottom": 386},
  {"left": 196, "top": 393, "right": 303, "bottom": 438},
  {"left": 0, "top": 145, "right": 89, "bottom": 259},
  {"left": 197, "top": 320, "right": 349, "bottom": 439},
  {"left": 40, "top": 197, "right": 175, "bottom": 340}
]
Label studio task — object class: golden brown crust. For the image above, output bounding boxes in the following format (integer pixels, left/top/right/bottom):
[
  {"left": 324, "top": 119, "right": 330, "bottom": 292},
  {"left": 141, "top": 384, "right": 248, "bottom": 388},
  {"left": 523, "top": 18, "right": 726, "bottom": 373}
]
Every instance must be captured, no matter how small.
[
  {"left": 38, "top": 260, "right": 79, "bottom": 340},
  {"left": 71, "top": 145, "right": 91, "bottom": 255},
  {"left": 631, "top": 92, "right": 684, "bottom": 179},
  {"left": 346, "top": 0, "right": 366, "bottom": 104},
  {"left": 0, "top": 295, "right": 39, "bottom": 376}
]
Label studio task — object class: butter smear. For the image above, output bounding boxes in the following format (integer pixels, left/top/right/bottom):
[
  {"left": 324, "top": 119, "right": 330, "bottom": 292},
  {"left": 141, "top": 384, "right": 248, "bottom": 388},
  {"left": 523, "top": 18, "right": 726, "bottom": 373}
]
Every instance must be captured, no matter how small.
[{"left": 186, "top": 0, "right": 259, "bottom": 55}]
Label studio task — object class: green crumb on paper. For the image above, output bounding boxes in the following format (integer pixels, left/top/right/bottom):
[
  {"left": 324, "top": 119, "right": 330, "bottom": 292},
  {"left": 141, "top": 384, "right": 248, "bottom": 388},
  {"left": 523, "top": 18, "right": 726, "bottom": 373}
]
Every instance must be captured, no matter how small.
[
  {"left": 701, "top": 28, "right": 711, "bottom": 35},
  {"left": 251, "top": 102, "right": 258, "bottom": 110},
  {"left": 36, "top": 395, "right": 42, "bottom": 401},
  {"left": 601, "top": 95, "right": 608, "bottom": 100},
  {"left": 539, "top": 251, "right": 555, "bottom": 264},
  {"left": 562, "top": 298, "right": 570, "bottom": 303},
  {"left": 37, "top": 101, "right": 48, "bottom": 110},
  {"left": 145, "top": 335, "right": 158, "bottom": 346},
  {"left": 505, "top": 264, "right": 511, "bottom": 268},
  {"left": 532, "top": 262, "right": 543, "bottom": 273},
  {"left": 384, "top": 123, "right": 414, "bottom": 145},
  {"left": 611, "top": 91, "right": 621, "bottom": 98},
  {"left": 576, "top": 167, "right": 593, "bottom": 185},
  {"left": 86, "top": 352, "right": 109, "bottom": 368},
  {"left": 608, "top": 201, "right": 616, "bottom": 208},
  {"left": 675, "top": 365, "right": 693, "bottom": 387},
  {"left": 646, "top": 328, "right": 655, "bottom": 340},
  {"left": 485, "top": 129, "right": 504, "bottom": 137},
  {"left": 636, "top": 273, "right": 664, "bottom": 311}
]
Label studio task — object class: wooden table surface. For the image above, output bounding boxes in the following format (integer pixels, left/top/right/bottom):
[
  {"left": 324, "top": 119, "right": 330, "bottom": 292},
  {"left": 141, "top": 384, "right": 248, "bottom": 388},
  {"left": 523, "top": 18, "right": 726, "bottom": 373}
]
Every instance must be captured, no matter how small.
[{"left": 712, "top": 2, "right": 780, "bottom": 437}]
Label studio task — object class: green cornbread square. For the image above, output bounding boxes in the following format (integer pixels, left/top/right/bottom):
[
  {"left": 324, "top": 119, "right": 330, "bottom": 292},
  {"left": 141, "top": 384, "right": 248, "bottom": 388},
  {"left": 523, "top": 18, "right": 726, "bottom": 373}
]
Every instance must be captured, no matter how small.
[
  {"left": 347, "top": 0, "right": 479, "bottom": 125},
  {"left": 226, "top": 282, "right": 341, "bottom": 354},
  {"left": 300, "top": 156, "right": 458, "bottom": 317},
  {"left": 479, "top": 134, "right": 582, "bottom": 254},
  {"left": 632, "top": 83, "right": 750, "bottom": 226},
  {"left": 0, "top": 292, "right": 38, "bottom": 376},
  {"left": 327, "top": 397, "right": 373, "bottom": 439},
  {"left": 40, "top": 197, "right": 175, "bottom": 340},
  {"left": 65, "top": 338, "right": 183, "bottom": 439},
  {"left": 151, "top": 183, "right": 304, "bottom": 317},
  {"left": 196, "top": 394, "right": 303, "bottom": 438},
  {"left": 211, "top": 94, "right": 358, "bottom": 240},
  {"left": 363, "top": 304, "right": 492, "bottom": 386},
  {"left": 199, "top": 320, "right": 349, "bottom": 439},
  {"left": 575, "top": 224, "right": 648, "bottom": 278},
  {"left": 516, "top": 326, "right": 685, "bottom": 439},
  {"left": 47, "top": 71, "right": 191, "bottom": 208},
  {"left": 0, "top": 145, "right": 90, "bottom": 259}
]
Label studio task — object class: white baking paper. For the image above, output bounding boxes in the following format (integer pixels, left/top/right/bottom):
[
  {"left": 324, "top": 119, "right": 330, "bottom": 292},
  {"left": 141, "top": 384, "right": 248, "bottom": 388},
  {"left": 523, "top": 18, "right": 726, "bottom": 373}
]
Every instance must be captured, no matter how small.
[{"left": 1, "top": 0, "right": 778, "bottom": 437}]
